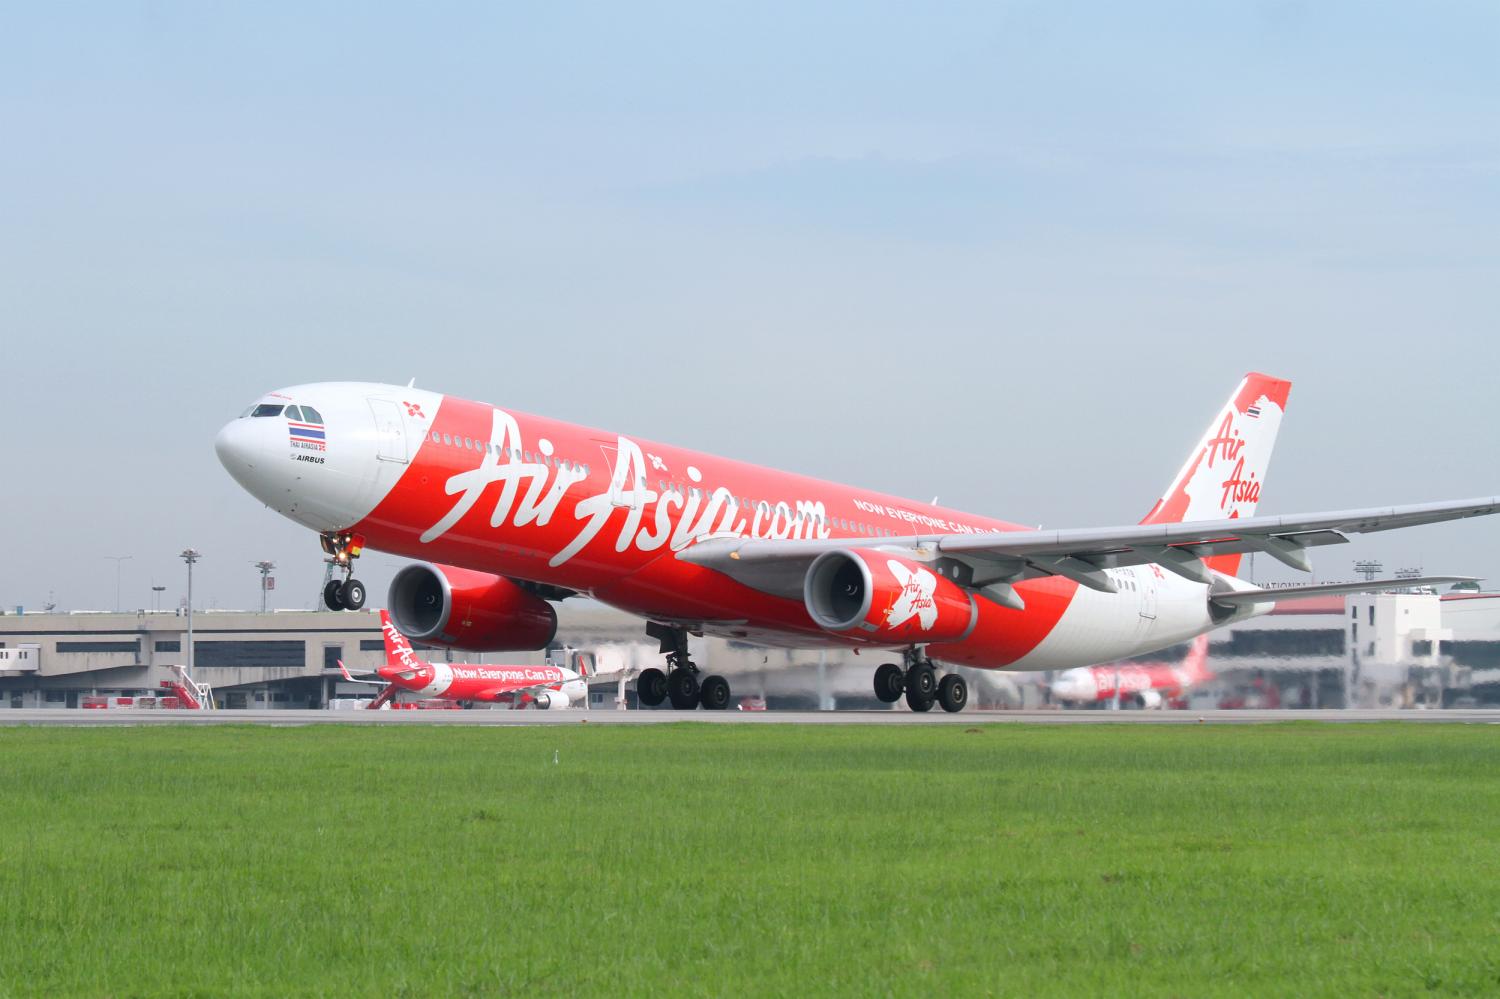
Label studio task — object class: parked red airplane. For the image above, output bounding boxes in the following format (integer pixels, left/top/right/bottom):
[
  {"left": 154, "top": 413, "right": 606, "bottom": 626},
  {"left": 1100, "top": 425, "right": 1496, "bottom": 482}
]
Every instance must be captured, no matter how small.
[
  {"left": 217, "top": 373, "right": 1495, "bottom": 713},
  {"left": 339, "top": 611, "right": 587, "bottom": 709},
  {"left": 1050, "top": 635, "right": 1211, "bottom": 708}
]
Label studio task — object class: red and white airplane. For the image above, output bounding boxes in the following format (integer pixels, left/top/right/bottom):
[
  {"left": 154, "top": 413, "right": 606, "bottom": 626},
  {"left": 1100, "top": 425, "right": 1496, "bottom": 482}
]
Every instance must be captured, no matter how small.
[
  {"left": 216, "top": 372, "right": 1495, "bottom": 713},
  {"left": 338, "top": 611, "right": 589, "bottom": 709},
  {"left": 1049, "top": 635, "right": 1211, "bottom": 709}
]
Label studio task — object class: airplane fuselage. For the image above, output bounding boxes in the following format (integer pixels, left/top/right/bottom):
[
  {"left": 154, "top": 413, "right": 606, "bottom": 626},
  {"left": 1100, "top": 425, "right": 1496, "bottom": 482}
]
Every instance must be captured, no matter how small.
[
  {"left": 380, "top": 661, "right": 585, "bottom": 705},
  {"left": 215, "top": 382, "right": 1258, "bottom": 672}
]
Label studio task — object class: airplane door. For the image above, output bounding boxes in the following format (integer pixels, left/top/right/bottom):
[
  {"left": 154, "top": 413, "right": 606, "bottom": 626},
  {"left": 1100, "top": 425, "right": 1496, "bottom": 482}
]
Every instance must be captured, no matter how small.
[
  {"left": 597, "top": 441, "right": 644, "bottom": 511},
  {"left": 1140, "top": 574, "right": 1159, "bottom": 621},
  {"left": 1134, "top": 569, "right": 1159, "bottom": 646},
  {"left": 369, "top": 399, "right": 408, "bottom": 463}
]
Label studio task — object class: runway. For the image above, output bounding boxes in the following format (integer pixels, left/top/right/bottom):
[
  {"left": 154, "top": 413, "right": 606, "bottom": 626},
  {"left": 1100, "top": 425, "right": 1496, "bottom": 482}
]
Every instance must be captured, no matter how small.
[{"left": 2, "top": 708, "right": 1498, "bottom": 726}]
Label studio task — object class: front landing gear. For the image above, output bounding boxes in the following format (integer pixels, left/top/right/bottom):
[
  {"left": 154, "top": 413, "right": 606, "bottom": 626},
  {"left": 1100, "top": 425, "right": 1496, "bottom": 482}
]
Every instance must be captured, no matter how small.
[
  {"left": 876, "top": 649, "right": 969, "bottom": 713},
  {"left": 640, "top": 623, "right": 732, "bottom": 710},
  {"left": 320, "top": 532, "right": 367, "bottom": 611}
]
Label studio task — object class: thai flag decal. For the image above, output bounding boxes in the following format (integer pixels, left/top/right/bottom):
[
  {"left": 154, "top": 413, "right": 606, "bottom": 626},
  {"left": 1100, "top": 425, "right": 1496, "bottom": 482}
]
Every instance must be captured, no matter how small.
[
  {"left": 289, "top": 420, "right": 326, "bottom": 450},
  {"left": 1245, "top": 405, "right": 1261, "bottom": 419}
]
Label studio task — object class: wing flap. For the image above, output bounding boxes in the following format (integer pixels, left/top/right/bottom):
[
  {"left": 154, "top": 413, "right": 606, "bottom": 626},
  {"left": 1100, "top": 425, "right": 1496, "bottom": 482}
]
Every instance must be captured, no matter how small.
[{"left": 1209, "top": 576, "right": 1477, "bottom": 605}]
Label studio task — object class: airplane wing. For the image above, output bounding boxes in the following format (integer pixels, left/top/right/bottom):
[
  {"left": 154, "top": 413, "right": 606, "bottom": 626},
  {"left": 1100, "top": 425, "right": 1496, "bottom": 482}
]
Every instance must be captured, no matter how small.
[
  {"left": 1207, "top": 576, "right": 1477, "bottom": 605},
  {"left": 336, "top": 660, "right": 386, "bottom": 685},
  {"left": 471, "top": 684, "right": 546, "bottom": 702},
  {"left": 677, "top": 496, "right": 1500, "bottom": 607}
]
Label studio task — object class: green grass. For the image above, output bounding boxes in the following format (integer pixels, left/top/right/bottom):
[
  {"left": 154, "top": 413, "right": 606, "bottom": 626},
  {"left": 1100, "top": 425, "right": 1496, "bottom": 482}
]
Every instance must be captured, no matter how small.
[{"left": 1, "top": 724, "right": 1498, "bottom": 997}]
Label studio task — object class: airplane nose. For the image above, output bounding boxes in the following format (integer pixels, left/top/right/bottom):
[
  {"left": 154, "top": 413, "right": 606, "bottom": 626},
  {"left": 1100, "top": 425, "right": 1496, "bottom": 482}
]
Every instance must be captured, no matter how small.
[{"left": 214, "top": 418, "right": 261, "bottom": 488}]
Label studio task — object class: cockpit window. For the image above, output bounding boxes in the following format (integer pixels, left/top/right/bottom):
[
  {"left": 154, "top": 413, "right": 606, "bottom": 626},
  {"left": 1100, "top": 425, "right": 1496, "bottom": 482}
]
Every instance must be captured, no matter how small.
[
  {"left": 285, "top": 406, "right": 303, "bottom": 421},
  {"left": 251, "top": 404, "right": 284, "bottom": 418},
  {"left": 299, "top": 406, "right": 323, "bottom": 424}
]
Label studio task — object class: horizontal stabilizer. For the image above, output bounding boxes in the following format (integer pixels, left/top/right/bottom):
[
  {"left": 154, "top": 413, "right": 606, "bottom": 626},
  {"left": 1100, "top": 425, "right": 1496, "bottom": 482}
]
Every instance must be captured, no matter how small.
[{"left": 1209, "top": 576, "right": 1477, "bottom": 606}]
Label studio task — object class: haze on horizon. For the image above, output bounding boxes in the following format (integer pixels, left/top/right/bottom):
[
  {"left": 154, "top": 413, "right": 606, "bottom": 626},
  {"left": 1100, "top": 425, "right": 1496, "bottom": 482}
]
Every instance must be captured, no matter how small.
[{"left": 2, "top": 3, "right": 1497, "bottom": 614}]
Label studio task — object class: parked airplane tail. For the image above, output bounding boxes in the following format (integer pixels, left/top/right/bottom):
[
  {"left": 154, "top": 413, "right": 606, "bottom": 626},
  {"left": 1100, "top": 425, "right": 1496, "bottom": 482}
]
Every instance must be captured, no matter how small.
[
  {"left": 379, "top": 609, "right": 430, "bottom": 670},
  {"left": 1139, "top": 372, "right": 1293, "bottom": 577},
  {"left": 1181, "top": 634, "right": 1212, "bottom": 685}
]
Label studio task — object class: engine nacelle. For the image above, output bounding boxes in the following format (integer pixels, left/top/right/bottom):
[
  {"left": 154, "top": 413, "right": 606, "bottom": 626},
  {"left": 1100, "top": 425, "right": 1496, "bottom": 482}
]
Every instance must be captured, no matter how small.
[
  {"left": 534, "top": 690, "right": 570, "bottom": 710},
  {"left": 804, "top": 549, "right": 977, "bottom": 644},
  {"left": 1134, "top": 690, "right": 1164, "bottom": 709},
  {"left": 388, "top": 563, "right": 557, "bottom": 652}
]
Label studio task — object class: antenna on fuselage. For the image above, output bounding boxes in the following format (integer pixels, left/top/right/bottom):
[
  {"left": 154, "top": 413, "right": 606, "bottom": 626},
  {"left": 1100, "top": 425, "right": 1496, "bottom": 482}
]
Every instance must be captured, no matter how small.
[{"left": 406, "top": 377, "right": 416, "bottom": 388}]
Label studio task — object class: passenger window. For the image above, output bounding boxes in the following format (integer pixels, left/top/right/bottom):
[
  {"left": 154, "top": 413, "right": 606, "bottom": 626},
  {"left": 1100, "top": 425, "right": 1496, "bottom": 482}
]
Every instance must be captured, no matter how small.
[
  {"left": 251, "top": 404, "right": 284, "bottom": 418},
  {"left": 431, "top": 431, "right": 441, "bottom": 443},
  {"left": 300, "top": 407, "right": 322, "bottom": 424},
  {"left": 442, "top": 434, "right": 452, "bottom": 446},
  {"left": 525, "top": 452, "right": 533, "bottom": 462}
]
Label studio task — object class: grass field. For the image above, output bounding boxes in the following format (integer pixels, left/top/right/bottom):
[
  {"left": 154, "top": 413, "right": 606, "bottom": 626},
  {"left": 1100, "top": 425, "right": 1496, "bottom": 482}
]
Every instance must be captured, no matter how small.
[{"left": 1, "top": 724, "right": 1498, "bottom": 997}]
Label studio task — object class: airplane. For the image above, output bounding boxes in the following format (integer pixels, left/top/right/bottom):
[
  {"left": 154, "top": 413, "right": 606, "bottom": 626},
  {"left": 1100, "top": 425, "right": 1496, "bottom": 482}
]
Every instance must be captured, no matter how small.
[
  {"left": 338, "top": 610, "right": 589, "bottom": 709},
  {"left": 1049, "top": 635, "right": 1210, "bottom": 709},
  {"left": 215, "top": 372, "right": 1497, "bottom": 713}
]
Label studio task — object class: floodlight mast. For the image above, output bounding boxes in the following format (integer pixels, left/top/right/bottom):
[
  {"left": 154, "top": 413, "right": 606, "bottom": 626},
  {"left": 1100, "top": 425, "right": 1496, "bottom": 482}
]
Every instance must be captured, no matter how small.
[
  {"left": 103, "top": 555, "right": 132, "bottom": 612},
  {"left": 254, "top": 561, "right": 276, "bottom": 613},
  {"left": 180, "top": 549, "right": 201, "bottom": 679}
]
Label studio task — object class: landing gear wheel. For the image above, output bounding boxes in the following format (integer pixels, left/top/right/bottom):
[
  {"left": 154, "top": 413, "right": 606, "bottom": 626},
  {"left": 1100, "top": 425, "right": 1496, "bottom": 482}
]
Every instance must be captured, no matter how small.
[
  {"left": 874, "top": 663, "right": 905, "bottom": 703},
  {"left": 699, "top": 675, "right": 732, "bottom": 710},
  {"left": 323, "top": 580, "right": 345, "bottom": 611},
  {"left": 339, "top": 578, "right": 367, "bottom": 611},
  {"left": 907, "top": 663, "right": 937, "bottom": 699},
  {"left": 905, "top": 686, "right": 935, "bottom": 712},
  {"left": 667, "top": 669, "right": 700, "bottom": 710},
  {"left": 937, "top": 673, "right": 968, "bottom": 713},
  {"left": 637, "top": 668, "right": 667, "bottom": 707}
]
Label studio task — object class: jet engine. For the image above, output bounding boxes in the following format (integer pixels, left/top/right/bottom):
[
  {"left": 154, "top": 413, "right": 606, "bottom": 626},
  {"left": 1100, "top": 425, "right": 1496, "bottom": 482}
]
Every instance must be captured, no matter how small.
[
  {"left": 388, "top": 563, "right": 557, "bottom": 652},
  {"left": 1133, "top": 690, "right": 1165, "bottom": 709},
  {"left": 804, "top": 549, "right": 977, "bottom": 644},
  {"left": 534, "top": 690, "right": 570, "bottom": 710}
]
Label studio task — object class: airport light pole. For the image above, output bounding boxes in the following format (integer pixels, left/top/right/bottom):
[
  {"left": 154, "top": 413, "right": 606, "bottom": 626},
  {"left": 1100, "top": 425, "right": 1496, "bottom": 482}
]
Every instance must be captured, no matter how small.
[
  {"left": 181, "top": 549, "right": 201, "bottom": 679},
  {"left": 152, "top": 585, "right": 166, "bottom": 612},
  {"left": 104, "top": 555, "right": 133, "bottom": 612},
  {"left": 254, "top": 561, "right": 275, "bottom": 613}
]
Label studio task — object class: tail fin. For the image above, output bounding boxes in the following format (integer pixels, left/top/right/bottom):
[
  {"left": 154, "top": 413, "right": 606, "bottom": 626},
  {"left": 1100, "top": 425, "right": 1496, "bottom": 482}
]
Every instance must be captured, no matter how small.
[
  {"left": 1181, "top": 635, "right": 1212, "bottom": 684},
  {"left": 1140, "top": 372, "right": 1292, "bottom": 576},
  {"left": 379, "top": 610, "right": 429, "bottom": 671}
]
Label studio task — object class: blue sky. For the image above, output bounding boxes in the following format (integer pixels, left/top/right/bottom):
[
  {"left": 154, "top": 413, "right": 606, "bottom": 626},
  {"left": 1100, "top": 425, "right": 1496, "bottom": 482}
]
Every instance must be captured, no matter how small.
[{"left": 2, "top": 2, "right": 1497, "bottom": 611}]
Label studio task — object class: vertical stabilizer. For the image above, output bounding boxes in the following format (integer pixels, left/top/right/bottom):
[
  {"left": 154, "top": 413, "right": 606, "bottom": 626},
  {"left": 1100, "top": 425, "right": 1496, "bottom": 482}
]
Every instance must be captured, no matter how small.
[
  {"left": 1140, "top": 372, "right": 1292, "bottom": 576},
  {"left": 379, "top": 609, "right": 429, "bottom": 671},
  {"left": 1181, "top": 635, "right": 1212, "bottom": 685}
]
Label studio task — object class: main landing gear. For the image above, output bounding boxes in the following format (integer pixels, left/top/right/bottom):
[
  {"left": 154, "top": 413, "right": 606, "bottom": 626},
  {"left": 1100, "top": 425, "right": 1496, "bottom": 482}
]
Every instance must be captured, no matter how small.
[
  {"left": 636, "top": 622, "right": 732, "bottom": 711},
  {"left": 873, "top": 648, "right": 968, "bottom": 713},
  {"left": 320, "top": 532, "right": 368, "bottom": 611}
]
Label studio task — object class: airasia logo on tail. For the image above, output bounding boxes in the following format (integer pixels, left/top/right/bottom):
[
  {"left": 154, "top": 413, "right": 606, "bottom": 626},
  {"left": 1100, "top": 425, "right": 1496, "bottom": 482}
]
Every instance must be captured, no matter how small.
[
  {"left": 1175, "top": 395, "right": 1282, "bottom": 521},
  {"left": 380, "top": 612, "right": 425, "bottom": 670}
]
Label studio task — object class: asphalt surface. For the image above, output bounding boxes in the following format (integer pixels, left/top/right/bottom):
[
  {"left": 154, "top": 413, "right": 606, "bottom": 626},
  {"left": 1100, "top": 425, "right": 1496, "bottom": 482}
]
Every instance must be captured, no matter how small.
[{"left": 2, "top": 708, "right": 1498, "bottom": 726}]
